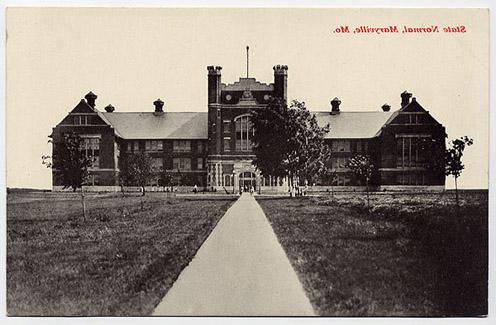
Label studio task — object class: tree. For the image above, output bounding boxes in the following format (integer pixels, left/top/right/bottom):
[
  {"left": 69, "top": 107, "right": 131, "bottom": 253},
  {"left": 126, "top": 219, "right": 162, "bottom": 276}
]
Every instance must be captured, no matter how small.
[
  {"left": 159, "top": 168, "right": 175, "bottom": 188},
  {"left": 42, "top": 132, "right": 94, "bottom": 221},
  {"left": 346, "top": 154, "right": 374, "bottom": 210},
  {"left": 445, "top": 136, "right": 473, "bottom": 218},
  {"left": 119, "top": 152, "right": 154, "bottom": 209},
  {"left": 290, "top": 100, "right": 332, "bottom": 188},
  {"left": 250, "top": 97, "right": 331, "bottom": 195},
  {"left": 320, "top": 169, "right": 337, "bottom": 196}
]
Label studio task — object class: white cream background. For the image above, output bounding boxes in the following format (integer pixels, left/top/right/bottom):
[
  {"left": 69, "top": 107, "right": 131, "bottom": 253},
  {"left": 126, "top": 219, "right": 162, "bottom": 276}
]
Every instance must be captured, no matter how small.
[{"left": 6, "top": 8, "right": 489, "bottom": 189}]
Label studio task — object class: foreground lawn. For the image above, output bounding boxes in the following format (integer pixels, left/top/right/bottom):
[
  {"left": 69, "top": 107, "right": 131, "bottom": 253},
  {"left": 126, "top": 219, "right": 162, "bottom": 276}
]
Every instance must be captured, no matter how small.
[
  {"left": 7, "top": 192, "right": 235, "bottom": 316},
  {"left": 257, "top": 191, "right": 487, "bottom": 316}
]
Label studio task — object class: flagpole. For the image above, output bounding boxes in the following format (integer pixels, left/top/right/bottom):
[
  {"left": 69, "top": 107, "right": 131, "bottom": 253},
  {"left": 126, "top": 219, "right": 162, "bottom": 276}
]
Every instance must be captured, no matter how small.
[{"left": 246, "top": 46, "right": 249, "bottom": 78}]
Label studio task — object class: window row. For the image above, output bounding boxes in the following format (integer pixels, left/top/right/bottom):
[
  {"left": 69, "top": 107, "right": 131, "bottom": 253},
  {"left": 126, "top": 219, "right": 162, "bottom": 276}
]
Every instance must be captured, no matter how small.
[
  {"left": 330, "top": 140, "right": 368, "bottom": 153},
  {"left": 172, "top": 158, "right": 204, "bottom": 171},
  {"left": 127, "top": 157, "right": 205, "bottom": 171},
  {"left": 73, "top": 115, "right": 91, "bottom": 125},
  {"left": 395, "top": 114, "right": 427, "bottom": 125},
  {"left": 145, "top": 140, "right": 163, "bottom": 151},
  {"left": 396, "top": 172, "right": 427, "bottom": 185},
  {"left": 125, "top": 140, "right": 205, "bottom": 153}
]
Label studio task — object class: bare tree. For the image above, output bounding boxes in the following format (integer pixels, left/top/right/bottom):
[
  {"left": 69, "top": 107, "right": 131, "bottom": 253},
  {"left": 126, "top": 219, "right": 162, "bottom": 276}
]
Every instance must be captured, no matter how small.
[{"left": 119, "top": 151, "right": 154, "bottom": 210}]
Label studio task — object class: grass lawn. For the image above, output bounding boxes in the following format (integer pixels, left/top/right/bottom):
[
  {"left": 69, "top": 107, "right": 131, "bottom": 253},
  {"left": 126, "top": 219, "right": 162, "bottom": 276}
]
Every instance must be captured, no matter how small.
[
  {"left": 257, "top": 191, "right": 488, "bottom": 316},
  {"left": 7, "top": 192, "right": 235, "bottom": 316}
]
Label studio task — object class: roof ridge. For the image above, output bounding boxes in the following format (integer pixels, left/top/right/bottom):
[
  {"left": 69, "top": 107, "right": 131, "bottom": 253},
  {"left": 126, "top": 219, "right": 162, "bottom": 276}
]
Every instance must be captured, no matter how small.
[
  {"left": 101, "top": 111, "right": 207, "bottom": 114},
  {"left": 313, "top": 110, "right": 396, "bottom": 113}
]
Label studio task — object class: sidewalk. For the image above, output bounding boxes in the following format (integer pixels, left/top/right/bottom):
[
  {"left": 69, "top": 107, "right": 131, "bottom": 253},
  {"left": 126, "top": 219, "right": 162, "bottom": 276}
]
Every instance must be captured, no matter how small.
[{"left": 153, "top": 193, "right": 315, "bottom": 316}]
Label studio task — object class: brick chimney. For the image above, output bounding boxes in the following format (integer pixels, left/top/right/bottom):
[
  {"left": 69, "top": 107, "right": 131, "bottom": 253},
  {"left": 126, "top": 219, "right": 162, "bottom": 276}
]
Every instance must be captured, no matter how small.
[
  {"left": 85, "top": 91, "right": 97, "bottom": 108},
  {"left": 207, "top": 66, "right": 222, "bottom": 104},
  {"left": 330, "top": 97, "right": 341, "bottom": 115},
  {"left": 381, "top": 103, "right": 391, "bottom": 112},
  {"left": 154, "top": 98, "right": 164, "bottom": 114},
  {"left": 273, "top": 65, "right": 288, "bottom": 102},
  {"left": 104, "top": 104, "right": 115, "bottom": 112},
  {"left": 401, "top": 91, "right": 412, "bottom": 108}
]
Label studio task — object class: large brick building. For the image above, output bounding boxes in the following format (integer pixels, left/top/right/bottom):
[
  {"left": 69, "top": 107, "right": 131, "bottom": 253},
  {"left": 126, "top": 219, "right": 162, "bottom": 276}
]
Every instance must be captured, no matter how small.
[{"left": 51, "top": 65, "right": 446, "bottom": 192}]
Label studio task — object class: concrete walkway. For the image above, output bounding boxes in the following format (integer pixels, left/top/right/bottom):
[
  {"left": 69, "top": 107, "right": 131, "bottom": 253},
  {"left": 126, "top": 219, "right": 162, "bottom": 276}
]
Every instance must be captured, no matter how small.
[{"left": 153, "top": 193, "right": 315, "bottom": 316}]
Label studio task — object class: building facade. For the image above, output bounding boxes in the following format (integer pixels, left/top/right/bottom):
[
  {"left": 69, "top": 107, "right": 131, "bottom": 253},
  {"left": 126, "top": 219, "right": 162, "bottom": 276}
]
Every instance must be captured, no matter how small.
[{"left": 51, "top": 65, "right": 446, "bottom": 192}]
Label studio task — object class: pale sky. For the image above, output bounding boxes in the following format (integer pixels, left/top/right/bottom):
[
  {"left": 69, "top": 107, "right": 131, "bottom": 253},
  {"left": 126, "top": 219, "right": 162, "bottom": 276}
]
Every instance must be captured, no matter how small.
[{"left": 6, "top": 8, "right": 489, "bottom": 189}]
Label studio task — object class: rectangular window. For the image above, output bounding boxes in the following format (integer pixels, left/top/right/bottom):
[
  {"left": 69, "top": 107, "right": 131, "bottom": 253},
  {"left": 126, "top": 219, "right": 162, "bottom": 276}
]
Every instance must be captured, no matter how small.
[
  {"left": 127, "top": 142, "right": 132, "bottom": 152},
  {"left": 73, "top": 115, "right": 89, "bottom": 125},
  {"left": 330, "top": 157, "right": 337, "bottom": 169},
  {"left": 235, "top": 116, "right": 254, "bottom": 151},
  {"left": 197, "top": 142, "right": 203, "bottom": 153},
  {"left": 81, "top": 136, "right": 100, "bottom": 168},
  {"left": 224, "top": 174, "right": 232, "bottom": 186},
  {"left": 224, "top": 138, "right": 231, "bottom": 152},
  {"left": 396, "top": 135, "right": 430, "bottom": 168},
  {"left": 145, "top": 140, "right": 163, "bottom": 151},
  {"left": 151, "top": 157, "right": 163, "bottom": 170},
  {"left": 331, "top": 140, "right": 350, "bottom": 152},
  {"left": 172, "top": 158, "right": 191, "bottom": 171},
  {"left": 339, "top": 140, "right": 350, "bottom": 152},
  {"left": 173, "top": 140, "right": 191, "bottom": 152},
  {"left": 133, "top": 141, "right": 139, "bottom": 151},
  {"left": 405, "top": 114, "right": 423, "bottom": 125},
  {"left": 331, "top": 141, "right": 338, "bottom": 152},
  {"left": 223, "top": 120, "right": 231, "bottom": 134},
  {"left": 197, "top": 158, "right": 203, "bottom": 170}
]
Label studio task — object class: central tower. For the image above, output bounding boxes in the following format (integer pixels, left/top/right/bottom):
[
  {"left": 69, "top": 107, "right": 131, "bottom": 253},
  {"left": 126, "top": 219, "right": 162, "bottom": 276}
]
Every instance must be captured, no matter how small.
[{"left": 206, "top": 64, "right": 288, "bottom": 192}]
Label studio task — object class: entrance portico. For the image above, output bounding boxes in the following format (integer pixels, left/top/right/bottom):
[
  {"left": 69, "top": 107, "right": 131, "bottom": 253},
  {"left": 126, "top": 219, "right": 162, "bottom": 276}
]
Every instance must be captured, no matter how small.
[{"left": 206, "top": 159, "right": 288, "bottom": 193}]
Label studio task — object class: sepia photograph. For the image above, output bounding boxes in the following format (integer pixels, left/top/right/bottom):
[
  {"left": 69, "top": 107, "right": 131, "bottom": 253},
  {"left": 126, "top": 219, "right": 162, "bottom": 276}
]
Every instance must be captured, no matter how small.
[{"left": 4, "top": 4, "right": 491, "bottom": 319}]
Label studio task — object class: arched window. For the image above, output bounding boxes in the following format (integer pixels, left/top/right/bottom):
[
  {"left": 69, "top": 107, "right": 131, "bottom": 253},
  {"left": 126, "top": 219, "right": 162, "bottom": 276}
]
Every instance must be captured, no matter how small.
[{"left": 235, "top": 114, "right": 254, "bottom": 151}]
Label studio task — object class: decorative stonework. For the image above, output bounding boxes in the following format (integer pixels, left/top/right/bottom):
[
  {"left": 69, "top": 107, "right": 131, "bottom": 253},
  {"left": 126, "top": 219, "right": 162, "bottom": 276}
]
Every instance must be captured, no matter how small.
[
  {"left": 221, "top": 78, "right": 274, "bottom": 91},
  {"left": 238, "top": 89, "right": 257, "bottom": 105}
]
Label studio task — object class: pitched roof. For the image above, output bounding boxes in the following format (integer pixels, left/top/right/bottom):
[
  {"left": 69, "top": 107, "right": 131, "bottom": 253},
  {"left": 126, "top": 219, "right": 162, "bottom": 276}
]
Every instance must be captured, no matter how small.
[
  {"left": 101, "top": 112, "right": 208, "bottom": 139},
  {"left": 98, "top": 109, "right": 395, "bottom": 140},
  {"left": 314, "top": 111, "right": 396, "bottom": 139}
]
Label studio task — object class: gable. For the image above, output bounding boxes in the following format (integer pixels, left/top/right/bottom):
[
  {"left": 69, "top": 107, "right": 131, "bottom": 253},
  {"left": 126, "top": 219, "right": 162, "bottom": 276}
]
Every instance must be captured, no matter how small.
[
  {"left": 59, "top": 112, "right": 109, "bottom": 126},
  {"left": 387, "top": 99, "right": 441, "bottom": 126},
  {"left": 56, "top": 99, "right": 109, "bottom": 126},
  {"left": 71, "top": 99, "right": 96, "bottom": 113},
  {"left": 401, "top": 99, "right": 427, "bottom": 113}
]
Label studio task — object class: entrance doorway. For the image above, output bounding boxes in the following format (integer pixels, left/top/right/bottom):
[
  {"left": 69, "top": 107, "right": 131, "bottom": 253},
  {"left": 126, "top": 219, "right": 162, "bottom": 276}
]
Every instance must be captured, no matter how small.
[{"left": 239, "top": 171, "right": 256, "bottom": 192}]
